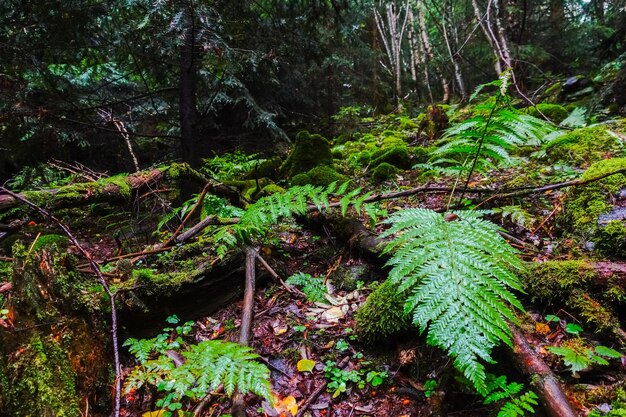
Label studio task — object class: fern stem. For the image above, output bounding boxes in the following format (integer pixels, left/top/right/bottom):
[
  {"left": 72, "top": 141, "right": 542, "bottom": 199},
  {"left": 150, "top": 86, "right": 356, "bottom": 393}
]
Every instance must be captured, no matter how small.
[{"left": 457, "top": 96, "right": 500, "bottom": 206}]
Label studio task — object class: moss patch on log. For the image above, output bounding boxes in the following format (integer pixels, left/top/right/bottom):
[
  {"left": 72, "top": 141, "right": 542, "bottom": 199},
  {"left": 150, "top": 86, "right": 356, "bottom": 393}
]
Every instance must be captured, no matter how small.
[
  {"left": 356, "top": 280, "right": 411, "bottom": 344},
  {"left": 0, "top": 334, "right": 81, "bottom": 417}
]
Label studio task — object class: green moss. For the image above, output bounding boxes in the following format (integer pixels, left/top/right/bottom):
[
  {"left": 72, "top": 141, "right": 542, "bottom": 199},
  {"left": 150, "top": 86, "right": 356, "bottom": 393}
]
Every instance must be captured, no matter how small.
[
  {"left": 290, "top": 165, "right": 349, "bottom": 187},
  {"left": 562, "top": 158, "right": 626, "bottom": 246},
  {"left": 521, "top": 261, "right": 621, "bottom": 333},
  {"left": 595, "top": 220, "right": 626, "bottom": 258},
  {"left": 370, "top": 146, "right": 411, "bottom": 170},
  {"left": 546, "top": 122, "right": 625, "bottom": 164},
  {"left": 521, "top": 260, "right": 597, "bottom": 302},
  {"left": 525, "top": 103, "right": 568, "bottom": 123},
  {"left": 281, "top": 131, "right": 334, "bottom": 177},
  {"left": 260, "top": 184, "right": 286, "bottom": 195},
  {"left": 99, "top": 174, "right": 132, "bottom": 200},
  {"left": 371, "top": 162, "right": 400, "bottom": 183},
  {"left": 355, "top": 280, "right": 411, "bottom": 344},
  {"left": 224, "top": 178, "right": 272, "bottom": 201},
  {"left": 132, "top": 268, "right": 196, "bottom": 296},
  {"left": 1, "top": 335, "right": 81, "bottom": 416},
  {"left": 244, "top": 157, "right": 282, "bottom": 180},
  {"left": 31, "top": 234, "right": 69, "bottom": 252}
]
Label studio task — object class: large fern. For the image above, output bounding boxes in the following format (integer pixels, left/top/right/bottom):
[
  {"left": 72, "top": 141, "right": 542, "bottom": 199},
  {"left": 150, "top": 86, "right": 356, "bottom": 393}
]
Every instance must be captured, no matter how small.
[{"left": 381, "top": 209, "right": 525, "bottom": 393}]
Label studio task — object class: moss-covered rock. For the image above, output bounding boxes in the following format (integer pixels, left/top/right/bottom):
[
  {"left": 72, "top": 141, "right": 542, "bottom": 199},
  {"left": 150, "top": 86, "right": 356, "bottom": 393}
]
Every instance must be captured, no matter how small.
[
  {"left": 281, "top": 131, "right": 333, "bottom": 177},
  {"left": 243, "top": 157, "right": 283, "bottom": 180},
  {"left": 561, "top": 158, "right": 626, "bottom": 256},
  {"left": 525, "top": 103, "right": 569, "bottom": 123},
  {"left": 0, "top": 334, "right": 81, "bottom": 416},
  {"left": 290, "top": 165, "right": 350, "bottom": 187},
  {"left": 545, "top": 121, "right": 626, "bottom": 164},
  {"left": 355, "top": 280, "right": 411, "bottom": 344},
  {"left": 371, "top": 162, "right": 400, "bottom": 183},
  {"left": 370, "top": 146, "right": 411, "bottom": 170}
]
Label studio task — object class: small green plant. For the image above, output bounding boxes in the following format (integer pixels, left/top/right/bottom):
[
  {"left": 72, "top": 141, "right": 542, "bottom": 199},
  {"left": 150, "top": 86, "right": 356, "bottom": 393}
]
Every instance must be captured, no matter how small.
[
  {"left": 548, "top": 341, "right": 621, "bottom": 374},
  {"left": 323, "top": 361, "right": 387, "bottom": 398},
  {"left": 285, "top": 272, "right": 327, "bottom": 303},
  {"left": 483, "top": 374, "right": 539, "bottom": 417},
  {"left": 335, "top": 339, "right": 350, "bottom": 352},
  {"left": 124, "top": 316, "right": 272, "bottom": 415},
  {"left": 203, "top": 151, "right": 267, "bottom": 181},
  {"left": 419, "top": 76, "right": 556, "bottom": 175},
  {"left": 293, "top": 324, "right": 306, "bottom": 333},
  {"left": 424, "top": 379, "right": 438, "bottom": 398}
]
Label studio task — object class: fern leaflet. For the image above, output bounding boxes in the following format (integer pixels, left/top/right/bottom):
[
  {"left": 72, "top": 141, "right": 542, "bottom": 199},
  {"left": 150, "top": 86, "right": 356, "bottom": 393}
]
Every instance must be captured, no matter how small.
[{"left": 381, "top": 209, "right": 525, "bottom": 393}]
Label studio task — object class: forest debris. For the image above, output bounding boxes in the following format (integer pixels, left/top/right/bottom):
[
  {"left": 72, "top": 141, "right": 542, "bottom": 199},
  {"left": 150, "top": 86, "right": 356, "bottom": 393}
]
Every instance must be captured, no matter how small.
[{"left": 509, "top": 323, "right": 577, "bottom": 417}]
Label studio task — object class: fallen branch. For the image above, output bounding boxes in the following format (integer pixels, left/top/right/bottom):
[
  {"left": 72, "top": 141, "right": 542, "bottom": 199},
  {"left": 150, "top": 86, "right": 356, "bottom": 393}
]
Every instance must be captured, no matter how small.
[
  {"left": 509, "top": 324, "right": 577, "bottom": 417},
  {"left": 0, "top": 186, "right": 122, "bottom": 417},
  {"left": 231, "top": 246, "right": 259, "bottom": 417}
]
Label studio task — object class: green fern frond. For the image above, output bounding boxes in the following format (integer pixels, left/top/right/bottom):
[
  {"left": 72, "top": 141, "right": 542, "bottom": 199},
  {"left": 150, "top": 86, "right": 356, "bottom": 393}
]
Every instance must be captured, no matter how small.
[
  {"left": 213, "top": 182, "right": 367, "bottom": 256},
  {"left": 381, "top": 209, "right": 525, "bottom": 393},
  {"left": 427, "top": 105, "right": 557, "bottom": 173}
]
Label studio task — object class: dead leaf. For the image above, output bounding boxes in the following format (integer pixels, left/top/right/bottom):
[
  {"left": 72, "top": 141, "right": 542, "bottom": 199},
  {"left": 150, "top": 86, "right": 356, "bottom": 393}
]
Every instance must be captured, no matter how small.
[
  {"left": 0, "top": 282, "right": 12, "bottom": 293},
  {"left": 322, "top": 306, "right": 345, "bottom": 322},
  {"left": 535, "top": 322, "right": 551, "bottom": 335}
]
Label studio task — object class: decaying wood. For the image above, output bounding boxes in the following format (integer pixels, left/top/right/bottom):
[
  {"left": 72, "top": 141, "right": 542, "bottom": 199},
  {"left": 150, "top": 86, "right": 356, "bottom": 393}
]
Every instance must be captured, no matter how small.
[
  {"left": 509, "top": 324, "right": 577, "bottom": 417},
  {"left": 0, "top": 186, "right": 123, "bottom": 417},
  {"left": 0, "top": 168, "right": 165, "bottom": 211},
  {"left": 231, "top": 246, "right": 259, "bottom": 417}
]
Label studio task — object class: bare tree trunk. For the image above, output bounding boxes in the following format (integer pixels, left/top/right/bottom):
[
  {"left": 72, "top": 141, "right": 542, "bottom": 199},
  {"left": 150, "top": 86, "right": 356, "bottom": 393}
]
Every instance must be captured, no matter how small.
[
  {"left": 472, "top": 0, "right": 502, "bottom": 75},
  {"left": 441, "top": 12, "right": 466, "bottom": 99},
  {"left": 374, "top": 1, "right": 410, "bottom": 106},
  {"left": 180, "top": 2, "right": 200, "bottom": 169},
  {"left": 416, "top": 1, "right": 449, "bottom": 102},
  {"left": 231, "top": 246, "right": 259, "bottom": 417}
]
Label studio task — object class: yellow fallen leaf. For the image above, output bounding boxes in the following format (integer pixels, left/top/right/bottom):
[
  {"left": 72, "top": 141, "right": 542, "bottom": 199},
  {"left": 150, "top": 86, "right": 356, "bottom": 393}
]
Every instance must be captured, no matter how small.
[
  {"left": 284, "top": 395, "right": 298, "bottom": 416},
  {"left": 297, "top": 359, "right": 316, "bottom": 372},
  {"left": 535, "top": 322, "right": 551, "bottom": 335}
]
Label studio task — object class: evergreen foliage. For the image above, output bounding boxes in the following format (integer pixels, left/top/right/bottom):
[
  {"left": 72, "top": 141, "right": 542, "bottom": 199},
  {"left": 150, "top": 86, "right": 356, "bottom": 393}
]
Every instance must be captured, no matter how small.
[{"left": 381, "top": 209, "right": 525, "bottom": 393}]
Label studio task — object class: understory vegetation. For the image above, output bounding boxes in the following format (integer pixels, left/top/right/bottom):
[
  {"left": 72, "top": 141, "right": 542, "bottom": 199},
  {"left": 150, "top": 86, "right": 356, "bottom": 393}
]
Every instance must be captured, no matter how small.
[{"left": 2, "top": 1, "right": 626, "bottom": 417}]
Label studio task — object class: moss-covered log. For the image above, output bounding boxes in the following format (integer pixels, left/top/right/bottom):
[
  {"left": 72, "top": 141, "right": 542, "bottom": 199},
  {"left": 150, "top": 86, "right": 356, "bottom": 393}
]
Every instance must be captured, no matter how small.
[{"left": 0, "top": 168, "right": 165, "bottom": 212}]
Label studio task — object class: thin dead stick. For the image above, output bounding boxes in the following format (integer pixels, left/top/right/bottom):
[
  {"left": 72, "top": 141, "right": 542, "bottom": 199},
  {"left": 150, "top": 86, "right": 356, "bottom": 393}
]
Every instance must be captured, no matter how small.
[
  {"left": 162, "top": 183, "right": 212, "bottom": 247},
  {"left": 295, "top": 356, "right": 350, "bottom": 417},
  {"left": 231, "top": 246, "right": 259, "bottom": 417},
  {"left": 476, "top": 167, "right": 626, "bottom": 208},
  {"left": 255, "top": 253, "right": 305, "bottom": 296},
  {"left": 0, "top": 186, "right": 122, "bottom": 417}
]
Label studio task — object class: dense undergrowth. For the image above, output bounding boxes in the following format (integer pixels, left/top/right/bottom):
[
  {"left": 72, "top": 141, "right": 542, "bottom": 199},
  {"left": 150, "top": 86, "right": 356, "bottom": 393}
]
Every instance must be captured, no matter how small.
[{"left": 2, "top": 76, "right": 626, "bottom": 417}]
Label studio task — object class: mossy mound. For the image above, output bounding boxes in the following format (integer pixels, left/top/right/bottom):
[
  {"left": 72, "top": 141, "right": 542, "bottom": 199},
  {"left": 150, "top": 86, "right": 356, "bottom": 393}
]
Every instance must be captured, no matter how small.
[
  {"left": 561, "top": 158, "right": 626, "bottom": 256},
  {"left": 525, "top": 103, "right": 568, "bottom": 123},
  {"left": 545, "top": 121, "right": 626, "bottom": 164},
  {"left": 355, "top": 280, "right": 411, "bottom": 344},
  {"left": 371, "top": 163, "right": 400, "bottom": 183},
  {"left": 370, "top": 146, "right": 411, "bottom": 170},
  {"left": 281, "top": 131, "right": 333, "bottom": 177},
  {"left": 223, "top": 178, "right": 273, "bottom": 201},
  {"left": 0, "top": 334, "right": 81, "bottom": 416},
  {"left": 290, "top": 165, "right": 350, "bottom": 187}
]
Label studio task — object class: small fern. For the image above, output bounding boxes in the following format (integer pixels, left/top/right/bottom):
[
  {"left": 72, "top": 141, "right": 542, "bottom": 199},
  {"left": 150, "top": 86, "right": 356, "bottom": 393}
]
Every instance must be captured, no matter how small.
[
  {"left": 381, "top": 209, "right": 525, "bottom": 394},
  {"left": 286, "top": 272, "right": 327, "bottom": 303},
  {"left": 124, "top": 316, "right": 272, "bottom": 414},
  {"left": 483, "top": 374, "right": 538, "bottom": 417}
]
